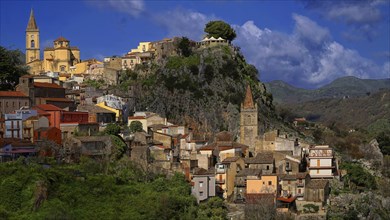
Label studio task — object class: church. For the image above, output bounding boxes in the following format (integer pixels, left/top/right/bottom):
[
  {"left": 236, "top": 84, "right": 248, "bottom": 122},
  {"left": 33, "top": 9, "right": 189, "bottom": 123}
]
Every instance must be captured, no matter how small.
[
  {"left": 25, "top": 9, "right": 80, "bottom": 75},
  {"left": 239, "top": 85, "right": 301, "bottom": 157}
]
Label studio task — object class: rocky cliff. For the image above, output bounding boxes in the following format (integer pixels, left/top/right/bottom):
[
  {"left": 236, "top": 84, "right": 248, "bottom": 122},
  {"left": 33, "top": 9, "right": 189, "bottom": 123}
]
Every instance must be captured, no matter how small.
[{"left": 118, "top": 42, "right": 276, "bottom": 139}]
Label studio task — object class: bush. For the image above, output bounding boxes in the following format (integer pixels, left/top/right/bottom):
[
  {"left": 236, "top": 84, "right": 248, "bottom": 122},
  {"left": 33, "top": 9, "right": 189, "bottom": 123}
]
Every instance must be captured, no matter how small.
[
  {"left": 341, "top": 162, "right": 377, "bottom": 190},
  {"left": 104, "top": 123, "right": 121, "bottom": 136},
  {"left": 303, "top": 204, "right": 319, "bottom": 213},
  {"left": 130, "top": 121, "right": 143, "bottom": 133}
]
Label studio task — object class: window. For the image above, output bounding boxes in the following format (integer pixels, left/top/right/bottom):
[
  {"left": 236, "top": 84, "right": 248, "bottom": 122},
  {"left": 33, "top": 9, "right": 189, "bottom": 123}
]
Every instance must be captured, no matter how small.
[
  {"left": 199, "top": 191, "right": 204, "bottom": 196},
  {"left": 6, "top": 102, "right": 8, "bottom": 107},
  {"left": 268, "top": 181, "right": 272, "bottom": 186},
  {"left": 31, "top": 40, "right": 35, "bottom": 48},
  {"left": 299, "top": 179, "right": 302, "bottom": 183},
  {"left": 199, "top": 181, "right": 203, "bottom": 188},
  {"left": 263, "top": 181, "right": 265, "bottom": 185},
  {"left": 266, "top": 165, "right": 269, "bottom": 170},
  {"left": 288, "top": 180, "right": 291, "bottom": 184},
  {"left": 12, "top": 102, "right": 15, "bottom": 107},
  {"left": 298, "top": 189, "right": 302, "bottom": 194}
]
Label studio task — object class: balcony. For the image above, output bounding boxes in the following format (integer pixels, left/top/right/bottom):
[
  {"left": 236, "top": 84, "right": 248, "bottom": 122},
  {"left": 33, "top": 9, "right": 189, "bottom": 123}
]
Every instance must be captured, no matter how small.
[
  {"left": 297, "top": 182, "right": 304, "bottom": 187},
  {"left": 216, "top": 164, "right": 226, "bottom": 174},
  {"left": 296, "top": 193, "right": 304, "bottom": 197}
]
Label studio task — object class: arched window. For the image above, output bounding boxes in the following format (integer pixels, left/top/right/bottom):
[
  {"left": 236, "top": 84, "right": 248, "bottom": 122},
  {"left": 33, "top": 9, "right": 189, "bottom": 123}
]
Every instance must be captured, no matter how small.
[{"left": 31, "top": 40, "right": 35, "bottom": 48}]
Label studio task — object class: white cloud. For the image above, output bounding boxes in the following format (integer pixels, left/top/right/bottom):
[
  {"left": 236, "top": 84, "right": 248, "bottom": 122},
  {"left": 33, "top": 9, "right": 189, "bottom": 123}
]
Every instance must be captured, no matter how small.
[
  {"left": 89, "top": 0, "right": 144, "bottom": 17},
  {"left": 234, "top": 15, "right": 389, "bottom": 88},
  {"left": 153, "top": 8, "right": 216, "bottom": 40},
  {"left": 299, "top": 0, "right": 388, "bottom": 40},
  {"left": 292, "top": 14, "right": 331, "bottom": 48}
]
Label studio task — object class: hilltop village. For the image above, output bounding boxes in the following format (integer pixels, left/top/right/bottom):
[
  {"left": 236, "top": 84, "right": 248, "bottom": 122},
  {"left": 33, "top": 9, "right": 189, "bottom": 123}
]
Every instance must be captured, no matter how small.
[{"left": 0, "top": 10, "right": 348, "bottom": 219}]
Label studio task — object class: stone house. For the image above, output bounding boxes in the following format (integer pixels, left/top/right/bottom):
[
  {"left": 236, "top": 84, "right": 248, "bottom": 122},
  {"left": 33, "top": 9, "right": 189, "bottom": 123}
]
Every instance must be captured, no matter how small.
[
  {"left": 199, "top": 131, "right": 249, "bottom": 167},
  {"left": 77, "top": 104, "right": 116, "bottom": 126},
  {"left": 0, "top": 91, "right": 30, "bottom": 116},
  {"left": 62, "top": 136, "right": 114, "bottom": 163},
  {"left": 191, "top": 168, "right": 216, "bottom": 203},
  {"left": 304, "top": 179, "right": 330, "bottom": 205},
  {"left": 16, "top": 75, "right": 75, "bottom": 110},
  {"left": 234, "top": 168, "right": 262, "bottom": 202},
  {"left": 215, "top": 156, "right": 244, "bottom": 200},
  {"left": 256, "top": 130, "right": 301, "bottom": 157},
  {"left": 244, "top": 151, "right": 275, "bottom": 174},
  {"left": 274, "top": 152, "right": 302, "bottom": 175},
  {"left": 279, "top": 172, "right": 310, "bottom": 201},
  {"left": 23, "top": 115, "right": 49, "bottom": 142}
]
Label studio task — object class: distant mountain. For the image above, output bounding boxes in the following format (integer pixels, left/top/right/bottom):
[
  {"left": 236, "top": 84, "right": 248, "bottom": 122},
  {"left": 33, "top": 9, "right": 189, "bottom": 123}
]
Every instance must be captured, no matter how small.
[
  {"left": 286, "top": 89, "right": 390, "bottom": 129},
  {"left": 265, "top": 76, "right": 390, "bottom": 104}
]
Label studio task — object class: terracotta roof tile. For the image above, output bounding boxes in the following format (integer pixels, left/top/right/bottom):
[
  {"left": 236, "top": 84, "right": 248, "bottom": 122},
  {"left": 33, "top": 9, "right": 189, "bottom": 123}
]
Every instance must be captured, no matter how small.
[
  {"left": 243, "top": 85, "right": 255, "bottom": 109},
  {"left": 34, "top": 82, "right": 63, "bottom": 89},
  {"left": 0, "top": 91, "right": 28, "bottom": 97},
  {"left": 35, "top": 104, "right": 63, "bottom": 111},
  {"left": 43, "top": 97, "right": 73, "bottom": 102},
  {"left": 54, "top": 36, "right": 69, "bottom": 42}
]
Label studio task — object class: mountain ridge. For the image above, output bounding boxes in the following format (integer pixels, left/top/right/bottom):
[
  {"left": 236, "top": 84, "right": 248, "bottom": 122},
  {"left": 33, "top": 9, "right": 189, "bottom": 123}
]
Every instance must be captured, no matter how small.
[{"left": 265, "top": 76, "right": 390, "bottom": 104}]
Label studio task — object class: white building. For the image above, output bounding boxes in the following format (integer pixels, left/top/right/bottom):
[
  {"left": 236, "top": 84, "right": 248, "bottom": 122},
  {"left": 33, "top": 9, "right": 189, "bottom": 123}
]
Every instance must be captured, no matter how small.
[{"left": 307, "top": 145, "right": 337, "bottom": 178}]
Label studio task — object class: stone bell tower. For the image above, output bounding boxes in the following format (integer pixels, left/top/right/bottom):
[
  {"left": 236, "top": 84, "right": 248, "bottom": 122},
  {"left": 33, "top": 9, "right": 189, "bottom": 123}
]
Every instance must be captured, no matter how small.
[
  {"left": 240, "top": 85, "right": 258, "bottom": 154},
  {"left": 26, "top": 9, "right": 40, "bottom": 63}
]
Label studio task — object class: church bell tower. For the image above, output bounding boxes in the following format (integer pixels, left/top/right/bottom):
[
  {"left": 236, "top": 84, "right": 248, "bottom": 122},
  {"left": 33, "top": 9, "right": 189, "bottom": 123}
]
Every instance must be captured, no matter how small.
[
  {"left": 26, "top": 9, "right": 40, "bottom": 63},
  {"left": 240, "top": 85, "right": 258, "bottom": 154}
]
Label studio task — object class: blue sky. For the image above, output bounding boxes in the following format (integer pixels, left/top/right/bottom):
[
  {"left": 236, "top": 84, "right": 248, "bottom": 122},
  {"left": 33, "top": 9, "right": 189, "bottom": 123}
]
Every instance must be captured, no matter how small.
[{"left": 1, "top": 0, "right": 389, "bottom": 89}]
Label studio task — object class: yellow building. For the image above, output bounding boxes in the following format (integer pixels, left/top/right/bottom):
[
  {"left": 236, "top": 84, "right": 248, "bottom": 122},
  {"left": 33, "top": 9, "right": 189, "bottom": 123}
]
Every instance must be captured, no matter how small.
[
  {"left": 25, "top": 9, "right": 81, "bottom": 74},
  {"left": 25, "top": 9, "right": 42, "bottom": 75},
  {"left": 96, "top": 102, "right": 121, "bottom": 121},
  {"left": 247, "top": 175, "right": 278, "bottom": 194},
  {"left": 43, "top": 36, "right": 80, "bottom": 73},
  {"left": 130, "top": 42, "right": 153, "bottom": 53},
  {"left": 70, "top": 59, "right": 102, "bottom": 74}
]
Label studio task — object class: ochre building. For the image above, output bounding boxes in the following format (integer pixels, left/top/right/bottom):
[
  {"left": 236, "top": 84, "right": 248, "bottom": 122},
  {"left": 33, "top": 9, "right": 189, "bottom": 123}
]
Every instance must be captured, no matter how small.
[{"left": 25, "top": 9, "right": 80, "bottom": 74}]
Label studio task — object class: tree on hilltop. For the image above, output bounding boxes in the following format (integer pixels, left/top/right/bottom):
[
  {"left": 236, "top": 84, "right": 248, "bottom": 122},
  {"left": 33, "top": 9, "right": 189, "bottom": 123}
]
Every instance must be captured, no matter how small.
[
  {"left": 204, "top": 20, "right": 237, "bottom": 42},
  {"left": 0, "top": 46, "right": 29, "bottom": 90},
  {"left": 177, "top": 37, "right": 192, "bottom": 57}
]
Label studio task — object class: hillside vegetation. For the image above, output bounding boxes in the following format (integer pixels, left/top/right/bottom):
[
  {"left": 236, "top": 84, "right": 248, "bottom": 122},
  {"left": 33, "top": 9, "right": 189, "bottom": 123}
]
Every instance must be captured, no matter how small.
[
  {"left": 119, "top": 42, "right": 276, "bottom": 138},
  {"left": 0, "top": 157, "right": 227, "bottom": 219},
  {"left": 266, "top": 76, "right": 390, "bottom": 104}
]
